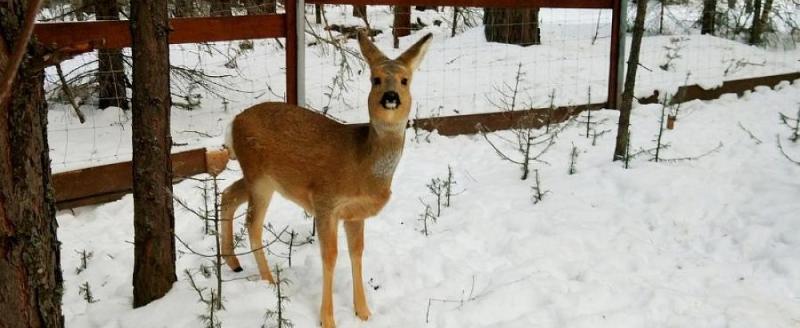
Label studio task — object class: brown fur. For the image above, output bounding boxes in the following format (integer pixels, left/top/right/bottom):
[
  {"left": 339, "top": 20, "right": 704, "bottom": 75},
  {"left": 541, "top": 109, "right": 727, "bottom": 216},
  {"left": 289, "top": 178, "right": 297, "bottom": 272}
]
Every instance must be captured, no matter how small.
[{"left": 220, "top": 31, "right": 432, "bottom": 328}]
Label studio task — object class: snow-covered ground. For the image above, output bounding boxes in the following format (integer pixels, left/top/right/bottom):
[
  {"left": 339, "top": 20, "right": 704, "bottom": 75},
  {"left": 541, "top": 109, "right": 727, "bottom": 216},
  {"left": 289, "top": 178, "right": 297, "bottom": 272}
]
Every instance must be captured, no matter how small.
[
  {"left": 45, "top": 3, "right": 800, "bottom": 327},
  {"left": 58, "top": 78, "right": 800, "bottom": 327}
]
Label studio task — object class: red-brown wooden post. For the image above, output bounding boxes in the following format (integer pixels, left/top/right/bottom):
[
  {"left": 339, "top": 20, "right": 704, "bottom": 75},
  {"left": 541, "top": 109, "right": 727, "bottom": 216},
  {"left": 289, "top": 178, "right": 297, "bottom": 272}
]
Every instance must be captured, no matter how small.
[{"left": 285, "top": 0, "right": 299, "bottom": 105}]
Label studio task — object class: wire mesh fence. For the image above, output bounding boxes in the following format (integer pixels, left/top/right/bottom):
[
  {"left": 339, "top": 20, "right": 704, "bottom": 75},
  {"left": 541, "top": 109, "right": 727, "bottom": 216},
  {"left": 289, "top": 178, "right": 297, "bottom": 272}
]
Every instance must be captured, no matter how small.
[{"left": 40, "top": 1, "right": 800, "bottom": 174}]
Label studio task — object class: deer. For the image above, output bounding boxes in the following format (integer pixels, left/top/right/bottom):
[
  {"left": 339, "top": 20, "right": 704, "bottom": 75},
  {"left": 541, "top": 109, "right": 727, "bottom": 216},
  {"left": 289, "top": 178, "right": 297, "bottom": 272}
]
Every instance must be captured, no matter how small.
[{"left": 220, "top": 31, "right": 433, "bottom": 328}]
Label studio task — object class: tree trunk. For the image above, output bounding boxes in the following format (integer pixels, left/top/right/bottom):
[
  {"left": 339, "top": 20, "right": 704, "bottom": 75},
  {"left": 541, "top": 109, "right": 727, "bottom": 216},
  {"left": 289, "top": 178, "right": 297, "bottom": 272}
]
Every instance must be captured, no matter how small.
[
  {"left": 173, "top": 0, "right": 195, "bottom": 17},
  {"left": 0, "top": 2, "right": 64, "bottom": 327},
  {"left": 727, "top": 0, "right": 736, "bottom": 9},
  {"left": 352, "top": 4, "right": 366, "bottom": 18},
  {"left": 749, "top": 0, "right": 773, "bottom": 45},
  {"left": 210, "top": 0, "right": 233, "bottom": 16},
  {"left": 96, "top": 0, "right": 129, "bottom": 110},
  {"left": 701, "top": 0, "right": 717, "bottom": 35},
  {"left": 745, "top": 0, "right": 753, "bottom": 13},
  {"left": 393, "top": 5, "right": 411, "bottom": 48},
  {"left": 246, "top": 0, "right": 276, "bottom": 14},
  {"left": 483, "top": 8, "right": 541, "bottom": 46},
  {"left": 613, "top": 0, "right": 648, "bottom": 161},
  {"left": 130, "top": 0, "right": 177, "bottom": 308},
  {"left": 315, "top": 4, "right": 323, "bottom": 24},
  {"left": 749, "top": 0, "right": 762, "bottom": 42}
]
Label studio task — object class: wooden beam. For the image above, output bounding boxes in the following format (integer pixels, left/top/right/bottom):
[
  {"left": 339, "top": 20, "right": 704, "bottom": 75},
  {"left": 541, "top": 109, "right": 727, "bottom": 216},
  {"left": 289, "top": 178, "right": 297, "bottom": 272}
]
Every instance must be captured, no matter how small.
[
  {"left": 306, "top": 0, "right": 614, "bottom": 9},
  {"left": 35, "top": 14, "right": 287, "bottom": 54},
  {"left": 285, "top": 0, "right": 299, "bottom": 104},
  {"left": 53, "top": 148, "right": 210, "bottom": 209},
  {"left": 638, "top": 72, "right": 800, "bottom": 105}
]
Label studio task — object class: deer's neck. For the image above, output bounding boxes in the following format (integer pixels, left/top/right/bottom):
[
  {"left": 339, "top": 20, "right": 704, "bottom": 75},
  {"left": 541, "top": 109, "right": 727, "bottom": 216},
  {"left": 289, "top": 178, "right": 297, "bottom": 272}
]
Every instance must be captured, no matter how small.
[{"left": 365, "top": 122, "right": 406, "bottom": 181}]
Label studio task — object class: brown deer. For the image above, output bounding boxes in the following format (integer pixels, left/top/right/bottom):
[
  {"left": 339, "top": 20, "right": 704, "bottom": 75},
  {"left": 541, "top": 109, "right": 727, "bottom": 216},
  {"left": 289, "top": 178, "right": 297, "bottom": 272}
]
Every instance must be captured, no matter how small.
[{"left": 220, "top": 31, "right": 432, "bottom": 328}]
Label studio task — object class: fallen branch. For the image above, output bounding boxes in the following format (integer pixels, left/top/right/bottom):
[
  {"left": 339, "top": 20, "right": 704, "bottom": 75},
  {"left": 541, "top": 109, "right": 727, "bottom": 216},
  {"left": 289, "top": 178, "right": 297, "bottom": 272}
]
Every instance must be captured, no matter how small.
[
  {"left": 777, "top": 135, "right": 800, "bottom": 166},
  {"left": 55, "top": 63, "right": 86, "bottom": 123}
]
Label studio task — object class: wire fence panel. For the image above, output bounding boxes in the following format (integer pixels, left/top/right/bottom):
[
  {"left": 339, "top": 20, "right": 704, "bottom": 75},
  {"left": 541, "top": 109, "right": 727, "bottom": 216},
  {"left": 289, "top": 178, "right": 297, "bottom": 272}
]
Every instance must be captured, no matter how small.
[{"left": 304, "top": 5, "right": 614, "bottom": 124}]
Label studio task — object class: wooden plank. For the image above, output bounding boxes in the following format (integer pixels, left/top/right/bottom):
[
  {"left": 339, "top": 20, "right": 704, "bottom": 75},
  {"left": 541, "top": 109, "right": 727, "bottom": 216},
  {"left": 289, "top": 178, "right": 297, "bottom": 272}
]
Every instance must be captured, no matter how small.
[
  {"left": 412, "top": 103, "right": 606, "bottom": 136},
  {"left": 54, "top": 148, "right": 208, "bottom": 209},
  {"left": 306, "top": 0, "right": 614, "bottom": 9},
  {"left": 639, "top": 72, "right": 800, "bottom": 105},
  {"left": 35, "top": 14, "right": 287, "bottom": 53}
]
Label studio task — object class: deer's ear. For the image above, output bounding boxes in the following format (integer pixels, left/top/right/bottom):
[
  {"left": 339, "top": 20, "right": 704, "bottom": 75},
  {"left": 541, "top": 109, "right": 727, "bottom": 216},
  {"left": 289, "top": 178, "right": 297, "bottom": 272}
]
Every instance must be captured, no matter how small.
[
  {"left": 396, "top": 33, "right": 433, "bottom": 71},
  {"left": 358, "top": 30, "right": 389, "bottom": 67}
]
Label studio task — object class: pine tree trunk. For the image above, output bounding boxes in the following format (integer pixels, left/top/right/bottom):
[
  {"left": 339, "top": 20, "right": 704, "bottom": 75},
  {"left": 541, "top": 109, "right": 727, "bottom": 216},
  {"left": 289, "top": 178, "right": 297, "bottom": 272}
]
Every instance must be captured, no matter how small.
[
  {"left": 173, "top": 0, "right": 195, "bottom": 17},
  {"left": 97, "top": 0, "right": 129, "bottom": 110},
  {"left": 393, "top": 5, "right": 411, "bottom": 48},
  {"left": 246, "top": 0, "right": 276, "bottom": 14},
  {"left": 483, "top": 8, "right": 541, "bottom": 46},
  {"left": 749, "top": 0, "right": 773, "bottom": 45},
  {"left": 749, "top": 0, "right": 763, "bottom": 43},
  {"left": 701, "top": 0, "right": 717, "bottom": 35},
  {"left": 315, "top": 4, "right": 323, "bottom": 23},
  {"left": 352, "top": 5, "right": 366, "bottom": 18},
  {"left": 130, "top": 0, "right": 177, "bottom": 308},
  {"left": 613, "top": 0, "right": 648, "bottom": 161},
  {"left": 210, "top": 0, "right": 233, "bottom": 16},
  {"left": 0, "top": 2, "right": 64, "bottom": 327}
]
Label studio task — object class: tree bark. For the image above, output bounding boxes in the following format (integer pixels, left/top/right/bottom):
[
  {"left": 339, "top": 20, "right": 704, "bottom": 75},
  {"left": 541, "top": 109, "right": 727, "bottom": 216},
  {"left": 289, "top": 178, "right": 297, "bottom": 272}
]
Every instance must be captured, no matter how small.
[
  {"left": 0, "top": 1, "right": 64, "bottom": 327},
  {"left": 613, "top": 0, "right": 648, "bottom": 161},
  {"left": 130, "top": 0, "right": 177, "bottom": 308},
  {"left": 96, "top": 0, "right": 129, "bottom": 110},
  {"left": 173, "top": 0, "right": 195, "bottom": 17},
  {"left": 210, "top": 0, "right": 233, "bottom": 16},
  {"left": 352, "top": 4, "right": 366, "bottom": 18},
  {"left": 315, "top": 4, "right": 323, "bottom": 24},
  {"left": 483, "top": 8, "right": 541, "bottom": 46},
  {"left": 749, "top": 0, "right": 773, "bottom": 45},
  {"left": 701, "top": 0, "right": 717, "bottom": 35},
  {"left": 245, "top": 0, "right": 276, "bottom": 14},
  {"left": 393, "top": 5, "right": 411, "bottom": 48}
]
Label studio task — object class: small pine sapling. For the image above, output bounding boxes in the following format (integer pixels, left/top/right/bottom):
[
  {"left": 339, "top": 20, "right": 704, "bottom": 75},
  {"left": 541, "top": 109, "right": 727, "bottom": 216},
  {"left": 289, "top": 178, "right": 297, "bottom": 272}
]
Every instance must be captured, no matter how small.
[
  {"left": 568, "top": 144, "right": 579, "bottom": 175},
  {"left": 530, "top": 169, "right": 550, "bottom": 204},
  {"left": 262, "top": 265, "right": 293, "bottom": 328},
  {"left": 418, "top": 202, "right": 436, "bottom": 236},
  {"left": 79, "top": 281, "right": 99, "bottom": 303},
  {"left": 75, "top": 249, "right": 94, "bottom": 274},
  {"left": 779, "top": 105, "right": 800, "bottom": 143},
  {"left": 659, "top": 37, "right": 687, "bottom": 71},
  {"left": 654, "top": 98, "right": 669, "bottom": 162}
]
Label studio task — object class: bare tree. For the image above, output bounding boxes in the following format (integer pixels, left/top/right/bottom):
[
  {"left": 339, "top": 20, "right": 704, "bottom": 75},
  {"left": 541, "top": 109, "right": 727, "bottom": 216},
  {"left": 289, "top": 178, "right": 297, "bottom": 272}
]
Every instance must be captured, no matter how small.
[
  {"left": 0, "top": 1, "right": 64, "bottom": 326},
  {"left": 613, "top": 0, "right": 648, "bottom": 161},
  {"left": 130, "top": 0, "right": 177, "bottom": 307},
  {"left": 210, "top": 0, "right": 234, "bottom": 16}
]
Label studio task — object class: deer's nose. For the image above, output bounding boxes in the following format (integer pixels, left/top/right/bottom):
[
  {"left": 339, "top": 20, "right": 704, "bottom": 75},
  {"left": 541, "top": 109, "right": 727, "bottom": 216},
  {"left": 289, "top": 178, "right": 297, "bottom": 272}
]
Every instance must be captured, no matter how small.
[{"left": 380, "top": 91, "right": 400, "bottom": 109}]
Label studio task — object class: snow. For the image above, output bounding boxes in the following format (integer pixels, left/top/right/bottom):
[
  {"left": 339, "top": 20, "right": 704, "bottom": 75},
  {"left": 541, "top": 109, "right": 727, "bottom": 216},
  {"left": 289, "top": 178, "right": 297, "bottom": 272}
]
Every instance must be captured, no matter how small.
[{"left": 57, "top": 79, "right": 800, "bottom": 327}]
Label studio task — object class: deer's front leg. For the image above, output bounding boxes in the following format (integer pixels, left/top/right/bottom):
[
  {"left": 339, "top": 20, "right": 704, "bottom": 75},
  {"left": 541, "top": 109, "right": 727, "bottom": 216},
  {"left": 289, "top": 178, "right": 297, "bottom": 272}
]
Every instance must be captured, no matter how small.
[
  {"left": 317, "top": 216, "right": 339, "bottom": 328},
  {"left": 344, "top": 220, "right": 371, "bottom": 321}
]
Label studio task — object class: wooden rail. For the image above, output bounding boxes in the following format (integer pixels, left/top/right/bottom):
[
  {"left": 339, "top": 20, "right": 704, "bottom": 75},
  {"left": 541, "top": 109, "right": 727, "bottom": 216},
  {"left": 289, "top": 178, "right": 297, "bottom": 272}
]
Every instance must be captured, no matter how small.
[
  {"left": 306, "top": 0, "right": 614, "bottom": 8},
  {"left": 35, "top": 14, "right": 287, "bottom": 51},
  {"left": 53, "top": 148, "right": 224, "bottom": 209}
]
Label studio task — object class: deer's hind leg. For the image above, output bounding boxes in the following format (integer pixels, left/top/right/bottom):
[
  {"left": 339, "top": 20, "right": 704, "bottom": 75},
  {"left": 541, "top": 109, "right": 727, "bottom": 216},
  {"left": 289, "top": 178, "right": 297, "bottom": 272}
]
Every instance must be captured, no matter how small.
[{"left": 246, "top": 179, "right": 276, "bottom": 283}]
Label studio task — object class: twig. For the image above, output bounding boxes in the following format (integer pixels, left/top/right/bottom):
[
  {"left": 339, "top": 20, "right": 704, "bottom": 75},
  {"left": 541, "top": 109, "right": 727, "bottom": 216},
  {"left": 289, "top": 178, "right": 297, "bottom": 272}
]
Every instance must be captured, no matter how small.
[
  {"left": 737, "top": 122, "right": 763, "bottom": 144},
  {"left": 777, "top": 135, "right": 800, "bottom": 166},
  {"left": 55, "top": 63, "right": 87, "bottom": 123}
]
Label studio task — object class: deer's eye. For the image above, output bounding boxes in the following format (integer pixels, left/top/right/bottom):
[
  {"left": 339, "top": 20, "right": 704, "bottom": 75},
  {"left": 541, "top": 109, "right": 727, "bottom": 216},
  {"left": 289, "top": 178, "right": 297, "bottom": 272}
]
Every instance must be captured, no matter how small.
[
  {"left": 372, "top": 77, "right": 381, "bottom": 86},
  {"left": 401, "top": 78, "right": 408, "bottom": 86}
]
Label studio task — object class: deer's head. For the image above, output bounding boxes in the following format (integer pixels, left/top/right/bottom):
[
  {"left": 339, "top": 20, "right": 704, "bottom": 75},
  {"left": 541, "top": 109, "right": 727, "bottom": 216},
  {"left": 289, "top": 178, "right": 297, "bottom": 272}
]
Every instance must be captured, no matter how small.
[{"left": 358, "top": 31, "right": 432, "bottom": 132}]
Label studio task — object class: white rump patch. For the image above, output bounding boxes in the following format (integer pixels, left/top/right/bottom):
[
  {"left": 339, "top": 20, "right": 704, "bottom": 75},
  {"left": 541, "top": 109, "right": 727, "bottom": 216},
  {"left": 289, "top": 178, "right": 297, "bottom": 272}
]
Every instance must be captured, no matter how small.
[{"left": 224, "top": 121, "right": 237, "bottom": 160}]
